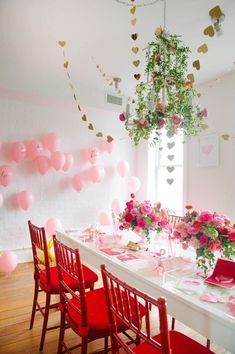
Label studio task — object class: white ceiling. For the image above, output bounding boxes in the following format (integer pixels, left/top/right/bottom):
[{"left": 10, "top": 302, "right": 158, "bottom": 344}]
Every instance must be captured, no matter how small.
[{"left": 0, "top": 0, "right": 235, "bottom": 99}]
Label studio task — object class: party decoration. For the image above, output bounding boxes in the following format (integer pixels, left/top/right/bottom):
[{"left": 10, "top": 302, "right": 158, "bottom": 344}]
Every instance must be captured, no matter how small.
[
  {"left": 43, "top": 132, "right": 60, "bottom": 153},
  {"left": 27, "top": 140, "right": 43, "bottom": 159},
  {"left": 9, "top": 141, "right": 26, "bottom": 163},
  {"left": 99, "top": 212, "right": 112, "bottom": 226},
  {"left": 85, "top": 147, "right": 100, "bottom": 164},
  {"left": 50, "top": 151, "right": 66, "bottom": 170},
  {"left": 0, "top": 193, "right": 3, "bottom": 208},
  {"left": 192, "top": 59, "right": 200, "bottom": 70},
  {"left": 209, "top": 5, "right": 223, "bottom": 18},
  {"left": 45, "top": 218, "right": 62, "bottom": 235},
  {"left": 0, "top": 165, "right": 14, "bottom": 187},
  {"left": 166, "top": 178, "right": 174, "bottom": 185},
  {"left": 17, "top": 190, "right": 33, "bottom": 210},
  {"left": 127, "top": 176, "right": 141, "bottom": 193},
  {"left": 34, "top": 155, "right": 50, "bottom": 175},
  {"left": 203, "top": 25, "right": 215, "bottom": 37},
  {"left": 62, "top": 153, "right": 74, "bottom": 172},
  {"left": 0, "top": 251, "right": 18, "bottom": 273},
  {"left": 116, "top": 160, "right": 130, "bottom": 177},
  {"left": 111, "top": 199, "right": 124, "bottom": 214},
  {"left": 87, "top": 166, "right": 105, "bottom": 183},
  {"left": 71, "top": 173, "right": 84, "bottom": 192},
  {"left": 221, "top": 134, "right": 230, "bottom": 141},
  {"left": 100, "top": 139, "right": 114, "bottom": 154},
  {"left": 197, "top": 43, "right": 208, "bottom": 54}
]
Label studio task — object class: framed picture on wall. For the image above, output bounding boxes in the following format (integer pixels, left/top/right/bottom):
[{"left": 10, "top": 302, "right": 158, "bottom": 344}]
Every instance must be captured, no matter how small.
[{"left": 199, "top": 133, "right": 219, "bottom": 167}]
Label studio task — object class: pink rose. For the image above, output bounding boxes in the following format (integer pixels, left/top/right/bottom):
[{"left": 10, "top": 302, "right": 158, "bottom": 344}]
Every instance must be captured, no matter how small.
[
  {"left": 229, "top": 232, "right": 235, "bottom": 243},
  {"left": 124, "top": 213, "right": 133, "bottom": 223},
  {"left": 155, "top": 202, "right": 161, "bottom": 209},
  {"left": 198, "top": 211, "right": 214, "bottom": 223},
  {"left": 130, "top": 193, "right": 135, "bottom": 199},
  {"left": 212, "top": 216, "right": 225, "bottom": 227},
  {"left": 171, "top": 115, "right": 182, "bottom": 125},
  {"left": 200, "top": 235, "right": 209, "bottom": 245},
  {"left": 182, "top": 242, "right": 188, "bottom": 250},
  {"left": 187, "top": 226, "right": 198, "bottom": 235},
  {"left": 158, "top": 118, "right": 165, "bottom": 128},
  {"left": 201, "top": 108, "right": 208, "bottom": 118},
  {"left": 137, "top": 218, "right": 146, "bottom": 228},
  {"left": 140, "top": 203, "right": 153, "bottom": 215},
  {"left": 150, "top": 213, "right": 158, "bottom": 222},
  {"left": 208, "top": 240, "right": 222, "bottom": 252},
  {"left": 126, "top": 200, "right": 134, "bottom": 211}
]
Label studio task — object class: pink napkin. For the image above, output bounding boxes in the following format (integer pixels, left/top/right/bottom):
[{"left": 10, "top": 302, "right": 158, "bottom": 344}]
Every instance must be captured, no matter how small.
[{"left": 200, "top": 293, "right": 224, "bottom": 303}]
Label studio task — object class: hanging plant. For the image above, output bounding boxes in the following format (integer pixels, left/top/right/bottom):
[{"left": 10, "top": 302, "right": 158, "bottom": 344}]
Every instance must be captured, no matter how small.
[{"left": 120, "top": 28, "right": 207, "bottom": 145}]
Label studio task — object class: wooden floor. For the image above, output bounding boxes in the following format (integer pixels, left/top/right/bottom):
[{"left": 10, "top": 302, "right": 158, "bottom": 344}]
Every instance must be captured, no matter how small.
[{"left": 0, "top": 262, "right": 231, "bottom": 354}]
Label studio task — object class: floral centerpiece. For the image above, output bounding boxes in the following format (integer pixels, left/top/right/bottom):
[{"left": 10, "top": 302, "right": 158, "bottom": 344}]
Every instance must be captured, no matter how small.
[
  {"left": 119, "top": 27, "right": 207, "bottom": 146},
  {"left": 118, "top": 194, "right": 170, "bottom": 242},
  {"left": 174, "top": 205, "right": 235, "bottom": 275}
]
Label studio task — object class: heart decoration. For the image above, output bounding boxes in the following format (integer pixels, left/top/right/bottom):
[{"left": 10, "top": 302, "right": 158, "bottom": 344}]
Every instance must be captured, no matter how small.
[
  {"left": 133, "top": 60, "right": 140, "bottom": 67},
  {"left": 159, "top": 147, "right": 163, "bottom": 151},
  {"left": 77, "top": 104, "right": 81, "bottom": 111},
  {"left": 197, "top": 43, "right": 208, "bottom": 54},
  {"left": 132, "top": 47, "right": 139, "bottom": 54},
  {"left": 167, "top": 178, "right": 174, "bottom": 185},
  {"left": 67, "top": 72, "right": 70, "bottom": 79},
  {"left": 202, "top": 124, "right": 208, "bottom": 130},
  {"left": 209, "top": 5, "right": 223, "bottom": 18},
  {"left": 131, "top": 18, "right": 137, "bottom": 26},
  {"left": 69, "top": 83, "right": 74, "bottom": 90},
  {"left": 202, "top": 144, "right": 213, "bottom": 155},
  {"left": 96, "top": 132, "right": 103, "bottom": 138},
  {"left": 134, "top": 74, "right": 141, "bottom": 80},
  {"left": 167, "top": 155, "right": 175, "bottom": 161},
  {"left": 64, "top": 61, "right": 69, "bottom": 68},
  {"left": 167, "top": 166, "right": 175, "bottom": 173},
  {"left": 131, "top": 33, "right": 138, "bottom": 41},
  {"left": 166, "top": 131, "right": 174, "bottom": 138},
  {"left": 193, "top": 60, "right": 200, "bottom": 71},
  {"left": 107, "top": 136, "right": 114, "bottom": 142},
  {"left": 167, "top": 142, "right": 175, "bottom": 149},
  {"left": 73, "top": 94, "right": 77, "bottom": 101},
  {"left": 82, "top": 114, "right": 87, "bottom": 122},
  {"left": 203, "top": 25, "right": 215, "bottom": 37},
  {"left": 187, "top": 73, "right": 195, "bottom": 83},
  {"left": 130, "top": 6, "right": 136, "bottom": 14},
  {"left": 222, "top": 134, "right": 230, "bottom": 141},
  {"left": 58, "top": 41, "right": 66, "bottom": 47},
  {"left": 88, "top": 123, "right": 94, "bottom": 130}
]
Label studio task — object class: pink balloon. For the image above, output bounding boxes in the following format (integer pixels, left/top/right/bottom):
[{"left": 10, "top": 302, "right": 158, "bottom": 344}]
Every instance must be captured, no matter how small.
[
  {"left": 85, "top": 147, "right": 100, "bottom": 164},
  {"left": 9, "top": 141, "right": 26, "bottom": 163},
  {"left": 0, "top": 193, "right": 3, "bottom": 208},
  {"left": 0, "top": 165, "right": 14, "bottom": 187},
  {"left": 128, "top": 176, "right": 141, "bottom": 193},
  {"left": 51, "top": 151, "right": 65, "bottom": 171},
  {"left": 111, "top": 199, "right": 124, "bottom": 214},
  {"left": 87, "top": 166, "right": 105, "bottom": 183},
  {"left": 99, "top": 212, "right": 112, "bottom": 226},
  {"left": 45, "top": 218, "right": 62, "bottom": 235},
  {"left": 0, "top": 251, "right": 18, "bottom": 273},
  {"left": 17, "top": 190, "right": 33, "bottom": 210},
  {"left": 43, "top": 132, "right": 60, "bottom": 153},
  {"left": 116, "top": 160, "right": 130, "bottom": 177},
  {"left": 100, "top": 139, "right": 114, "bottom": 154},
  {"left": 71, "top": 173, "right": 84, "bottom": 192},
  {"left": 34, "top": 155, "right": 51, "bottom": 175},
  {"left": 27, "top": 140, "right": 43, "bottom": 159},
  {"left": 62, "top": 153, "right": 74, "bottom": 172}
]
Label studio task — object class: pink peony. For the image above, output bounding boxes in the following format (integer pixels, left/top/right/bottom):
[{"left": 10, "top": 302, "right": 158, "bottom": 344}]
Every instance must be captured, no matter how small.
[
  {"left": 187, "top": 226, "right": 199, "bottom": 235},
  {"left": 198, "top": 211, "right": 214, "bottom": 223},
  {"left": 137, "top": 218, "right": 146, "bottom": 228},
  {"left": 200, "top": 235, "right": 209, "bottom": 245},
  {"left": 124, "top": 213, "right": 134, "bottom": 223},
  {"left": 140, "top": 203, "right": 153, "bottom": 215},
  {"left": 208, "top": 240, "right": 222, "bottom": 252},
  {"left": 211, "top": 216, "right": 225, "bottom": 227}
]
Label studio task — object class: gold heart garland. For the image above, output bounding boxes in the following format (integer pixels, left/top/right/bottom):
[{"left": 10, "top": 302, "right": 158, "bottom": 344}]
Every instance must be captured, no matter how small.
[
  {"left": 58, "top": 41, "right": 113, "bottom": 142},
  {"left": 129, "top": 4, "right": 141, "bottom": 81}
]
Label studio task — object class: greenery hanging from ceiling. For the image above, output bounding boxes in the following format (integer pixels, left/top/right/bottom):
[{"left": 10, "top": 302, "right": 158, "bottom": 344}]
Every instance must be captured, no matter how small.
[{"left": 120, "top": 27, "right": 207, "bottom": 146}]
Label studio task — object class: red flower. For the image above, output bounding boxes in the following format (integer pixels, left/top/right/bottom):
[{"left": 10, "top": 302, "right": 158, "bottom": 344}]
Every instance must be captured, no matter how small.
[
  {"left": 119, "top": 113, "right": 126, "bottom": 122},
  {"left": 130, "top": 193, "right": 135, "bottom": 199},
  {"left": 193, "top": 221, "right": 203, "bottom": 229},
  {"left": 137, "top": 218, "right": 146, "bottom": 228},
  {"left": 209, "top": 240, "right": 222, "bottom": 252},
  {"left": 125, "top": 213, "right": 134, "bottom": 223},
  {"left": 229, "top": 232, "right": 235, "bottom": 243},
  {"left": 185, "top": 205, "right": 193, "bottom": 210},
  {"left": 158, "top": 118, "right": 165, "bottom": 128},
  {"left": 200, "top": 235, "right": 209, "bottom": 245}
]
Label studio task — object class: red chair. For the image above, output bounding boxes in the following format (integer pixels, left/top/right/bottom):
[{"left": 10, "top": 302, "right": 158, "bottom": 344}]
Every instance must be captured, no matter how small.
[
  {"left": 53, "top": 236, "right": 145, "bottom": 354},
  {"left": 28, "top": 221, "right": 98, "bottom": 351},
  {"left": 101, "top": 264, "right": 215, "bottom": 354}
]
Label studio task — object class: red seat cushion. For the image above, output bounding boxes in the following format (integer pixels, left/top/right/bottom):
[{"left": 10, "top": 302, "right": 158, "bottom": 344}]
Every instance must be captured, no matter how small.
[
  {"left": 39, "top": 265, "right": 98, "bottom": 293},
  {"left": 67, "top": 288, "right": 146, "bottom": 333},
  {"left": 133, "top": 330, "right": 214, "bottom": 354}
]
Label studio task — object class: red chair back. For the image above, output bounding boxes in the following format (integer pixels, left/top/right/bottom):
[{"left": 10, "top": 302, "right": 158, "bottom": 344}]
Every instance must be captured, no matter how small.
[
  {"left": 28, "top": 220, "right": 51, "bottom": 286},
  {"left": 53, "top": 236, "right": 88, "bottom": 333},
  {"left": 101, "top": 264, "right": 171, "bottom": 354}
]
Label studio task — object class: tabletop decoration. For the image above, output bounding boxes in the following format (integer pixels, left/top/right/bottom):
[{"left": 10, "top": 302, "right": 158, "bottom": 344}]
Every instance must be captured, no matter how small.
[
  {"left": 118, "top": 193, "right": 170, "bottom": 243},
  {"left": 174, "top": 205, "right": 235, "bottom": 276}
]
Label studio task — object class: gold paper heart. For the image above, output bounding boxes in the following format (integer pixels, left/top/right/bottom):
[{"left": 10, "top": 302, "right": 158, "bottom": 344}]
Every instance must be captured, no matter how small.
[
  {"left": 131, "top": 18, "right": 137, "bottom": 26},
  {"left": 222, "top": 134, "right": 230, "bottom": 141},
  {"left": 96, "top": 132, "right": 103, "bottom": 137},
  {"left": 187, "top": 73, "right": 195, "bottom": 83},
  {"left": 69, "top": 83, "right": 74, "bottom": 90},
  {"left": 67, "top": 72, "right": 70, "bottom": 79},
  {"left": 209, "top": 5, "right": 223, "bottom": 18},
  {"left": 107, "top": 136, "right": 114, "bottom": 142},
  {"left": 58, "top": 41, "right": 66, "bottom": 47},
  {"left": 82, "top": 114, "right": 87, "bottom": 122},
  {"left": 131, "top": 33, "right": 138, "bottom": 40},
  {"left": 167, "top": 142, "right": 175, "bottom": 149},
  {"left": 132, "top": 47, "right": 139, "bottom": 54},
  {"left": 204, "top": 25, "right": 215, "bottom": 37},
  {"left": 193, "top": 60, "right": 200, "bottom": 71},
  {"left": 167, "top": 155, "right": 175, "bottom": 161},
  {"left": 134, "top": 73, "right": 141, "bottom": 80},
  {"left": 133, "top": 60, "right": 140, "bottom": 67},
  {"left": 197, "top": 43, "right": 208, "bottom": 54},
  {"left": 88, "top": 123, "right": 94, "bottom": 130},
  {"left": 130, "top": 6, "right": 136, "bottom": 15},
  {"left": 197, "top": 93, "right": 201, "bottom": 98},
  {"left": 77, "top": 105, "right": 81, "bottom": 111},
  {"left": 96, "top": 64, "right": 99, "bottom": 69},
  {"left": 167, "top": 178, "right": 174, "bottom": 185},
  {"left": 102, "top": 73, "right": 106, "bottom": 77},
  {"left": 64, "top": 61, "right": 69, "bottom": 68},
  {"left": 167, "top": 166, "right": 175, "bottom": 173},
  {"left": 73, "top": 94, "right": 77, "bottom": 101},
  {"left": 202, "top": 124, "right": 208, "bottom": 130}
]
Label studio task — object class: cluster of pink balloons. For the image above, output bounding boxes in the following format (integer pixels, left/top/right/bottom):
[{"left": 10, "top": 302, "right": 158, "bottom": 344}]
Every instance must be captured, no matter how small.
[
  {"left": 0, "top": 251, "right": 18, "bottom": 273},
  {"left": 0, "top": 165, "right": 14, "bottom": 187},
  {"left": 45, "top": 218, "right": 62, "bottom": 235},
  {"left": 71, "top": 165, "right": 106, "bottom": 193}
]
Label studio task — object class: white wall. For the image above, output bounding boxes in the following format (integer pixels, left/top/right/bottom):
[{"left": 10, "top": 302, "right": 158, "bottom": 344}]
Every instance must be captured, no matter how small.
[
  {"left": 187, "top": 72, "right": 235, "bottom": 220},
  {"left": 0, "top": 89, "right": 136, "bottom": 262}
]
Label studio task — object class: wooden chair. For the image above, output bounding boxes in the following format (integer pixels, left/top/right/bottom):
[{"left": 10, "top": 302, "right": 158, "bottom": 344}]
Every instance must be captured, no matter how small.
[
  {"left": 167, "top": 214, "right": 182, "bottom": 230},
  {"left": 53, "top": 236, "right": 145, "bottom": 354},
  {"left": 28, "top": 220, "right": 98, "bottom": 351},
  {"left": 101, "top": 264, "right": 215, "bottom": 354}
]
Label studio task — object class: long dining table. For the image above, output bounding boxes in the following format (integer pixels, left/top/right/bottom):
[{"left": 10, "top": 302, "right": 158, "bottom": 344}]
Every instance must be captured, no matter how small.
[{"left": 57, "top": 229, "right": 235, "bottom": 353}]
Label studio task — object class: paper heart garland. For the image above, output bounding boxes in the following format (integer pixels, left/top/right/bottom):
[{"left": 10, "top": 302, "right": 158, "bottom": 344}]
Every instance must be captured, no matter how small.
[
  {"left": 167, "top": 178, "right": 174, "bottom": 185},
  {"left": 193, "top": 60, "right": 200, "bottom": 70},
  {"left": 197, "top": 43, "right": 208, "bottom": 54},
  {"left": 167, "top": 166, "right": 175, "bottom": 173},
  {"left": 204, "top": 25, "right": 215, "bottom": 37},
  {"left": 167, "top": 142, "right": 175, "bottom": 149}
]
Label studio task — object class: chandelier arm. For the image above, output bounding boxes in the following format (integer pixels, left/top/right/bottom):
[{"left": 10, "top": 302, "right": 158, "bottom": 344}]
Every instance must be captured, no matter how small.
[{"left": 114, "top": 0, "right": 163, "bottom": 8}]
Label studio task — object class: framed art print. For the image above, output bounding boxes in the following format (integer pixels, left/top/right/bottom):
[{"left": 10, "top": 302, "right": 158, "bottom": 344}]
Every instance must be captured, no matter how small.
[{"left": 199, "top": 133, "right": 219, "bottom": 167}]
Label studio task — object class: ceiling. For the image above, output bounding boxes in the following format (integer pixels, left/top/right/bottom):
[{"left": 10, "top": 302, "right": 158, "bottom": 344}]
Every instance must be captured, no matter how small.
[{"left": 0, "top": 0, "right": 235, "bottom": 100}]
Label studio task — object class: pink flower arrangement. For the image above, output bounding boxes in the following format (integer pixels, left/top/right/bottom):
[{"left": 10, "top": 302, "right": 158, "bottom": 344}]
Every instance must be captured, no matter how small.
[
  {"left": 174, "top": 206, "right": 235, "bottom": 274},
  {"left": 119, "top": 194, "right": 170, "bottom": 241}
]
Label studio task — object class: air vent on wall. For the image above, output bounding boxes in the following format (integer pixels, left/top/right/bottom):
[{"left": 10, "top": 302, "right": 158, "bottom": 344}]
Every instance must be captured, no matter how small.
[{"left": 106, "top": 93, "right": 123, "bottom": 106}]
